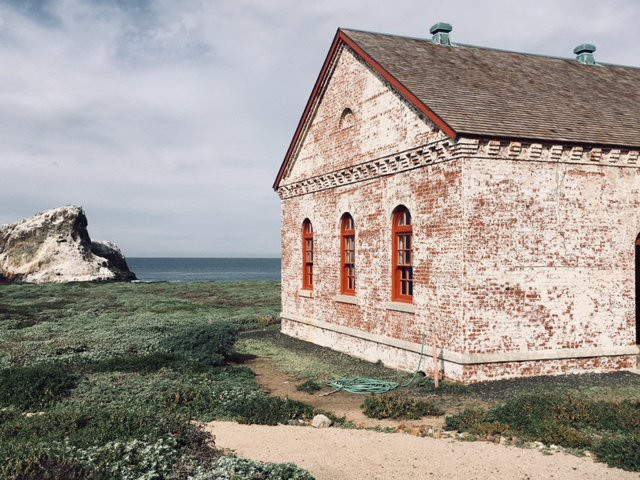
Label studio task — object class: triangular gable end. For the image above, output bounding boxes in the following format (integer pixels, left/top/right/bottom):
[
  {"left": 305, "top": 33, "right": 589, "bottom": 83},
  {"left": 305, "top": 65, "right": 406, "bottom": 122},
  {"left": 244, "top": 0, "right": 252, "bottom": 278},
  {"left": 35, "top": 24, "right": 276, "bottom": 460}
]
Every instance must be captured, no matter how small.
[
  {"left": 273, "top": 28, "right": 458, "bottom": 190},
  {"left": 280, "top": 45, "right": 448, "bottom": 186}
]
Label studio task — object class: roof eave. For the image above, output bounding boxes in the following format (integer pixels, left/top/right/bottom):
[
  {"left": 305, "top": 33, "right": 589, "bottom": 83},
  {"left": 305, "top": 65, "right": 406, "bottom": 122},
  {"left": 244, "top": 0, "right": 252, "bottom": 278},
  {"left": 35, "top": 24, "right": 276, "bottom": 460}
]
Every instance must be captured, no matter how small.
[
  {"left": 272, "top": 29, "right": 342, "bottom": 191},
  {"left": 460, "top": 131, "right": 640, "bottom": 151}
]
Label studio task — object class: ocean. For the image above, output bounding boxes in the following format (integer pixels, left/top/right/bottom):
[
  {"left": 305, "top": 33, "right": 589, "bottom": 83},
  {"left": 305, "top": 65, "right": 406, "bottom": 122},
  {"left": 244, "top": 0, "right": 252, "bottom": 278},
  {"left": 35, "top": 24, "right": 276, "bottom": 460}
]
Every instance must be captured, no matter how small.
[{"left": 126, "top": 258, "right": 281, "bottom": 283}]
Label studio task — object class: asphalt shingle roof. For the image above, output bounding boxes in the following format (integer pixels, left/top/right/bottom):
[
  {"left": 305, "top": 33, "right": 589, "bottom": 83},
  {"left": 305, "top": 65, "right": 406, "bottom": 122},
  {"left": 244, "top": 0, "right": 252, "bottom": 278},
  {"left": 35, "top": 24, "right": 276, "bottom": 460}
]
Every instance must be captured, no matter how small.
[{"left": 342, "top": 29, "right": 640, "bottom": 148}]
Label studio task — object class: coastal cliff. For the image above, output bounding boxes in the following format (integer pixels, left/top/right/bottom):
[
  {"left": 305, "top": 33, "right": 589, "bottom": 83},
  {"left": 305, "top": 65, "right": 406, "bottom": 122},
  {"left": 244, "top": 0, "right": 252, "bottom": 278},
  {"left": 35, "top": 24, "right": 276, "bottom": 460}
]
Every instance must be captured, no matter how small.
[{"left": 0, "top": 206, "right": 136, "bottom": 284}]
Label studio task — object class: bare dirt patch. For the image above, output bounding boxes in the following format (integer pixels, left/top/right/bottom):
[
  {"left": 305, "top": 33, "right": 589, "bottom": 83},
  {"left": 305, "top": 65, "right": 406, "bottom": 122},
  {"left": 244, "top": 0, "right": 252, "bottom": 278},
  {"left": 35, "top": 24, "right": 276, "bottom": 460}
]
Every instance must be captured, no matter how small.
[{"left": 242, "top": 356, "right": 444, "bottom": 429}]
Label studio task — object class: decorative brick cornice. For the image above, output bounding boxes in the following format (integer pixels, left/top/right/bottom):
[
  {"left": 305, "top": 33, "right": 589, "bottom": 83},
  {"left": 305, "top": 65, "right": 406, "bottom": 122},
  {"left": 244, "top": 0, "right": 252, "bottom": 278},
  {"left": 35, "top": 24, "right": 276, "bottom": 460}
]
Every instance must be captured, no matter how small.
[
  {"left": 475, "top": 139, "right": 640, "bottom": 167},
  {"left": 277, "top": 137, "right": 640, "bottom": 199},
  {"left": 277, "top": 137, "right": 475, "bottom": 199}
]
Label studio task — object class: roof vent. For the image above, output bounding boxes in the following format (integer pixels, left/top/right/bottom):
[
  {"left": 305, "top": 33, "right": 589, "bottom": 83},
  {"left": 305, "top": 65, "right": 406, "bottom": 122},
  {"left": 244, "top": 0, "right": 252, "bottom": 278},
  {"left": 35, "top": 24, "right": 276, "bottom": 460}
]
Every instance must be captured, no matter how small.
[
  {"left": 430, "top": 22, "right": 452, "bottom": 46},
  {"left": 574, "top": 43, "right": 597, "bottom": 65}
]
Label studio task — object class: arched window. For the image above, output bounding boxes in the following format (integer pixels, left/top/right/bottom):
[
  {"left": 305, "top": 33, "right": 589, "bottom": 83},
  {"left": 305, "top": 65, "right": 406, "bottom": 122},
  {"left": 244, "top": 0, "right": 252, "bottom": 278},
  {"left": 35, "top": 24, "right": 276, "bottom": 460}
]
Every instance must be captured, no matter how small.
[
  {"left": 340, "top": 214, "right": 355, "bottom": 295},
  {"left": 392, "top": 206, "right": 413, "bottom": 302},
  {"left": 302, "top": 219, "right": 314, "bottom": 290},
  {"left": 340, "top": 108, "right": 354, "bottom": 129}
]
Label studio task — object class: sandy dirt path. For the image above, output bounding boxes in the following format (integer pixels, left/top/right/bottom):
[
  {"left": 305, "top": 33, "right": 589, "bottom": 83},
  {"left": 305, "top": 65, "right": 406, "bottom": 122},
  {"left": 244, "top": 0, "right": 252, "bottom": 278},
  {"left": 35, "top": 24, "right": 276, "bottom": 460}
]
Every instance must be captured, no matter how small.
[
  {"left": 204, "top": 421, "right": 639, "bottom": 480},
  {"left": 242, "top": 357, "right": 447, "bottom": 429}
]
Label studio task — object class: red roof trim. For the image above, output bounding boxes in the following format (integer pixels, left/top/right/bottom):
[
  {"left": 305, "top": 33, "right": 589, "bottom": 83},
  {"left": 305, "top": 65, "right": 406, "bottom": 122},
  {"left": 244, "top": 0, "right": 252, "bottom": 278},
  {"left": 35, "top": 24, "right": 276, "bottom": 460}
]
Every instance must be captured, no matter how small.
[
  {"left": 340, "top": 32, "right": 457, "bottom": 139},
  {"left": 273, "top": 29, "right": 457, "bottom": 190}
]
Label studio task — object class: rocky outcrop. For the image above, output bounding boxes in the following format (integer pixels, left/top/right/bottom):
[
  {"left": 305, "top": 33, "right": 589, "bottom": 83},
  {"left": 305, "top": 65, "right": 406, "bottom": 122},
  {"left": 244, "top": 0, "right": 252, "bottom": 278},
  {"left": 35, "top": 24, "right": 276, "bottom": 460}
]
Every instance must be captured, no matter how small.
[
  {"left": 0, "top": 206, "right": 136, "bottom": 284},
  {"left": 89, "top": 240, "right": 136, "bottom": 281}
]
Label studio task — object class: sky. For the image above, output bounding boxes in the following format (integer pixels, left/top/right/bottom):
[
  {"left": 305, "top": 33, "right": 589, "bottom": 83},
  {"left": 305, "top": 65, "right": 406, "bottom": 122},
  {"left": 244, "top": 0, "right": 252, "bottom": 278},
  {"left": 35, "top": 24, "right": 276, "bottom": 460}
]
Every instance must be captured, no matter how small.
[{"left": 0, "top": 0, "right": 639, "bottom": 257}]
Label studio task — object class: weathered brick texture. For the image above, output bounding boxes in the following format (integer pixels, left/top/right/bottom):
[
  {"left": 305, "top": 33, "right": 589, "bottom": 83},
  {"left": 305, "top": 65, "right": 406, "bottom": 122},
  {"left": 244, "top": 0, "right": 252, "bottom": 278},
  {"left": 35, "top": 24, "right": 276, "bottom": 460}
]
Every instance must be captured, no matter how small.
[
  {"left": 284, "top": 46, "right": 445, "bottom": 184},
  {"left": 277, "top": 45, "right": 639, "bottom": 383},
  {"left": 464, "top": 158, "right": 639, "bottom": 356}
]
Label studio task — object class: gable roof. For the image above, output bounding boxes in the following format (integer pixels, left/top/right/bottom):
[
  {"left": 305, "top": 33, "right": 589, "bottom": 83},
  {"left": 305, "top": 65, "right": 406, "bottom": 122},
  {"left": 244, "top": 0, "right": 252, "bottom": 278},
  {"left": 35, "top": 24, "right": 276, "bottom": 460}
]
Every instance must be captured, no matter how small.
[{"left": 274, "top": 28, "right": 640, "bottom": 189}]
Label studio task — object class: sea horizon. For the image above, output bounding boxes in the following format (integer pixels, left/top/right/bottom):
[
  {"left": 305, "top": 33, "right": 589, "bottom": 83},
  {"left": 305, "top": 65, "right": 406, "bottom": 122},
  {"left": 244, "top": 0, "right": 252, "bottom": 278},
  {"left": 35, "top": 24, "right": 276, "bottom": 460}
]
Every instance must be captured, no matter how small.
[{"left": 126, "top": 257, "right": 281, "bottom": 283}]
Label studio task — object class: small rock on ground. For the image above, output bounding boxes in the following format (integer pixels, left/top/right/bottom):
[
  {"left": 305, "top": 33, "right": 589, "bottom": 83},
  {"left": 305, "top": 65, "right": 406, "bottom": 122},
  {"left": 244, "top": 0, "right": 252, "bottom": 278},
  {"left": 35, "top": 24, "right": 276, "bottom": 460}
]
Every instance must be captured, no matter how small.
[{"left": 311, "top": 414, "right": 332, "bottom": 428}]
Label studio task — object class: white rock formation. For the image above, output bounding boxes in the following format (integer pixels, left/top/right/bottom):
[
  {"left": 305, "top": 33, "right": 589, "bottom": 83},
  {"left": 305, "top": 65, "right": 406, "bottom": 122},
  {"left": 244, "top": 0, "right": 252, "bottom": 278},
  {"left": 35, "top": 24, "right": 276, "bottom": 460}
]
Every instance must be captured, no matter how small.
[{"left": 0, "top": 206, "right": 136, "bottom": 284}]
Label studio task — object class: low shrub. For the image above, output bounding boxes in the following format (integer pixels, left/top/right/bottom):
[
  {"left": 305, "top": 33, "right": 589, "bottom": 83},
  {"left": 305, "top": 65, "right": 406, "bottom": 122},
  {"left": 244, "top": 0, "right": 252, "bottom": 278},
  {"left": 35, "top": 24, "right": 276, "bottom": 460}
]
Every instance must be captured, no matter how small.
[
  {"left": 0, "top": 445, "right": 99, "bottom": 480},
  {"left": 593, "top": 434, "right": 640, "bottom": 472},
  {"left": 487, "top": 393, "right": 592, "bottom": 432},
  {"left": 445, "top": 393, "right": 640, "bottom": 470},
  {"left": 0, "top": 405, "right": 220, "bottom": 479},
  {"left": 233, "top": 395, "right": 314, "bottom": 426},
  {"left": 192, "top": 456, "right": 314, "bottom": 480},
  {"left": 527, "top": 420, "right": 591, "bottom": 449},
  {"left": 72, "top": 366, "right": 313, "bottom": 427},
  {"left": 88, "top": 352, "right": 185, "bottom": 374},
  {"left": 589, "top": 400, "right": 640, "bottom": 433},
  {"left": 162, "top": 376, "right": 313, "bottom": 425},
  {"left": 0, "top": 406, "right": 177, "bottom": 449},
  {"left": 0, "top": 363, "right": 78, "bottom": 410},
  {"left": 444, "top": 408, "right": 510, "bottom": 438},
  {"left": 0, "top": 401, "right": 314, "bottom": 478},
  {"left": 444, "top": 408, "right": 490, "bottom": 432},
  {"left": 0, "top": 438, "right": 182, "bottom": 480},
  {"left": 296, "top": 380, "right": 322, "bottom": 394},
  {"left": 362, "top": 394, "right": 444, "bottom": 420},
  {"left": 416, "top": 377, "right": 470, "bottom": 395},
  {"left": 486, "top": 393, "right": 640, "bottom": 438},
  {"left": 76, "top": 437, "right": 183, "bottom": 479},
  {"left": 446, "top": 395, "right": 593, "bottom": 448},
  {"left": 162, "top": 322, "right": 238, "bottom": 366}
]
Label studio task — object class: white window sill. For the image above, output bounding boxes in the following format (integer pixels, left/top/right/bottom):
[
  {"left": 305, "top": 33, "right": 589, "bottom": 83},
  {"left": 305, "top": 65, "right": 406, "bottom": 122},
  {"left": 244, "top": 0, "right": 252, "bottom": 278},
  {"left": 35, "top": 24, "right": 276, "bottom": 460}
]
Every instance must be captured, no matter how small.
[
  {"left": 298, "top": 289, "right": 313, "bottom": 298},
  {"left": 334, "top": 294, "right": 358, "bottom": 305},
  {"left": 385, "top": 301, "right": 415, "bottom": 314}
]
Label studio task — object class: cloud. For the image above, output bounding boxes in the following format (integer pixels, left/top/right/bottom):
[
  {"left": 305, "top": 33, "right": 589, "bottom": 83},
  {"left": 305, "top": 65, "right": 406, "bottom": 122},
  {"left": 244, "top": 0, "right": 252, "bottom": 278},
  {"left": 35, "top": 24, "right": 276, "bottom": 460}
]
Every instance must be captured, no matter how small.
[{"left": 0, "top": 0, "right": 638, "bottom": 256}]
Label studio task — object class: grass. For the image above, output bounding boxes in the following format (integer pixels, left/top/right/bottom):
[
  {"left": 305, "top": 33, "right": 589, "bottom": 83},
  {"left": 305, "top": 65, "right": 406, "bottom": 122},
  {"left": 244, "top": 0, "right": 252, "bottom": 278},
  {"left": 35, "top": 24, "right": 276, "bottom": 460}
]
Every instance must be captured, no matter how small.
[
  {"left": 296, "top": 380, "right": 323, "bottom": 394},
  {"left": 0, "top": 282, "right": 280, "bottom": 369},
  {"left": 236, "top": 329, "right": 407, "bottom": 383},
  {"left": 0, "top": 363, "right": 79, "bottom": 410},
  {"left": 0, "top": 281, "right": 313, "bottom": 480},
  {"left": 1, "top": 281, "right": 640, "bottom": 474},
  {"left": 444, "top": 392, "right": 640, "bottom": 471},
  {"left": 362, "top": 394, "right": 444, "bottom": 419}
]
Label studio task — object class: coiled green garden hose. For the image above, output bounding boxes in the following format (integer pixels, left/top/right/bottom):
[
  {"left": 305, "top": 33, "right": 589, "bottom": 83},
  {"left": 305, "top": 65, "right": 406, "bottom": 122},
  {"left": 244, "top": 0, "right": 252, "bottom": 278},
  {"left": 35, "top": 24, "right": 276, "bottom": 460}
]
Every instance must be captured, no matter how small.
[{"left": 325, "top": 335, "right": 428, "bottom": 395}]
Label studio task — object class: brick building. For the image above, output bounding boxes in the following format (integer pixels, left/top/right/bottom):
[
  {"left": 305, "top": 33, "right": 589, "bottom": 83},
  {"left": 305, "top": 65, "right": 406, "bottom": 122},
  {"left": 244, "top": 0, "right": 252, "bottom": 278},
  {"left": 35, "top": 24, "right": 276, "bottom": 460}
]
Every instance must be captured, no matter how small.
[{"left": 273, "top": 24, "right": 640, "bottom": 383}]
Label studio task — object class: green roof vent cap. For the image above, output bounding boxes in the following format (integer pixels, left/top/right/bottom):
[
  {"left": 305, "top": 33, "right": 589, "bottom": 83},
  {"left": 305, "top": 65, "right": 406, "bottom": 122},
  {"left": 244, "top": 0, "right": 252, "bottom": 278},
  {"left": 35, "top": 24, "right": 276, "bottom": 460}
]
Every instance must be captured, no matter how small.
[
  {"left": 573, "top": 43, "right": 597, "bottom": 65},
  {"left": 430, "top": 22, "right": 453, "bottom": 46}
]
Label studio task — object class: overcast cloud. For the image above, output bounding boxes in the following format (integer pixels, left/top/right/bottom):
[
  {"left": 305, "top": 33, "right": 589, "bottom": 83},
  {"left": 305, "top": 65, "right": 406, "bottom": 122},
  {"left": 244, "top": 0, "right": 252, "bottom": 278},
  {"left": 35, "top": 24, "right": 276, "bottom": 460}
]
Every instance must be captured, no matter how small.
[{"left": 0, "top": 0, "right": 638, "bottom": 257}]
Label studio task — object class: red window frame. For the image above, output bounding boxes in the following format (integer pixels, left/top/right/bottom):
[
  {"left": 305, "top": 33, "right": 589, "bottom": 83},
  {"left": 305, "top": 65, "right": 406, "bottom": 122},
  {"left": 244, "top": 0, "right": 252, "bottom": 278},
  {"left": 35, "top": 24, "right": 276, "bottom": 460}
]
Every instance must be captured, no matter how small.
[
  {"left": 302, "top": 219, "right": 314, "bottom": 290},
  {"left": 392, "top": 207, "right": 413, "bottom": 303},
  {"left": 340, "top": 214, "right": 355, "bottom": 295}
]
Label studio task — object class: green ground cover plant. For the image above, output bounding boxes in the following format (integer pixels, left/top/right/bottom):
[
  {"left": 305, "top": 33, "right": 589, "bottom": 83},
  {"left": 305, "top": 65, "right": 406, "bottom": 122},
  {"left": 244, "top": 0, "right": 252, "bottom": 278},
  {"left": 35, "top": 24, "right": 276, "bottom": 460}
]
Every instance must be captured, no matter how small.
[
  {"left": 162, "top": 322, "right": 239, "bottom": 366},
  {"left": 415, "top": 376, "right": 471, "bottom": 395},
  {"left": 2, "top": 282, "right": 640, "bottom": 475},
  {"left": 362, "top": 394, "right": 444, "bottom": 419},
  {"left": 236, "top": 330, "right": 407, "bottom": 383},
  {"left": 0, "top": 282, "right": 280, "bottom": 369},
  {"left": 0, "top": 362, "right": 78, "bottom": 410},
  {"left": 0, "top": 281, "right": 314, "bottom": 480},
  {"left": 444, "top": 392, "right": 640, "bottom": 471},
  {"left": 0, "top": 405, "right": 219, "bottom": 479},
  {"left": 296, "top": 379, "right": 323, "bottom": 394},
  {"left": 191, "top": 457, "right": 314, "bottom": 480}
]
